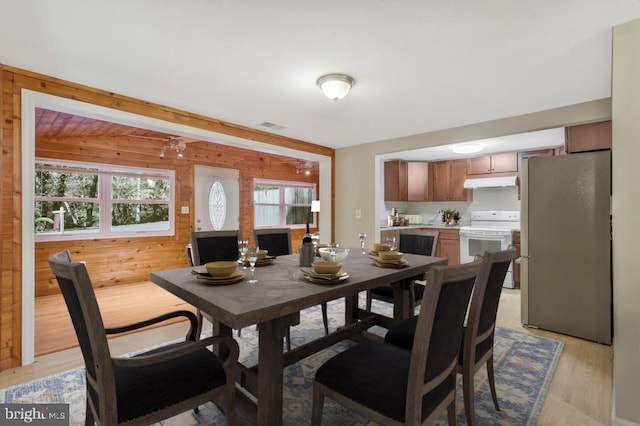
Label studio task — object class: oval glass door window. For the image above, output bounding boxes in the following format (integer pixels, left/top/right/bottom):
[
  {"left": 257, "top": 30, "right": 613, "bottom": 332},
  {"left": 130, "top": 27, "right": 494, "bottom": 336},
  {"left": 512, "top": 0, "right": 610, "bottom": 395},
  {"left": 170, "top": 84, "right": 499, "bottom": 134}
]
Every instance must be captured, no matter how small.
[{"left": 209, "top": 180, "right": 227, "bottom": 230}]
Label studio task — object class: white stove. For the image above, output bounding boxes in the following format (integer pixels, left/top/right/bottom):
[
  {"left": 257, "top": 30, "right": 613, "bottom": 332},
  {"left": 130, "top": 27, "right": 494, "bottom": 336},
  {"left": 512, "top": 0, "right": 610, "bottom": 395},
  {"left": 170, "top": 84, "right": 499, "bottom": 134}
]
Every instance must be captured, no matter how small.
[{"left": 459, "top": 211, "right": 520, "bottom": 288}]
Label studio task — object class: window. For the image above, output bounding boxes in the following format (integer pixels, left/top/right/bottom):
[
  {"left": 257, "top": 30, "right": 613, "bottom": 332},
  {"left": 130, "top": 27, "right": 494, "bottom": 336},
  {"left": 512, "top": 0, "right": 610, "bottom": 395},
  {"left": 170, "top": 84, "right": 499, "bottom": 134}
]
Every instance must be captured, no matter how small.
[
  {"left": 254, "top": 179, "right": 315, "bottom": 228},
  {"left": 35, "top": 159, "right": 174, "bottom": 241}
]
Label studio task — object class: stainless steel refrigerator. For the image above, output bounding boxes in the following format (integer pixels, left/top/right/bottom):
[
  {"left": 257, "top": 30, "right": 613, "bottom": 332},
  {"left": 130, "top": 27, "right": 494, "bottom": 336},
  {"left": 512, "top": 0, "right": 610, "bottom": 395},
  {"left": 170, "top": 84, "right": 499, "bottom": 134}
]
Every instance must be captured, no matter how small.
[{"left": 520, "top": 150, "right": 611, "bottom": 344}]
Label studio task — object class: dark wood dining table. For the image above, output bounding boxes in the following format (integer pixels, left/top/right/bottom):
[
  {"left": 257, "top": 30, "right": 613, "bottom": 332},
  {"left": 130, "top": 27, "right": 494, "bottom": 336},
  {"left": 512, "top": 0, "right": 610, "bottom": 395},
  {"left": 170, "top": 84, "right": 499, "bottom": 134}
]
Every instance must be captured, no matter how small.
[{"left": 150, "top": 249, "right": 447, "bottom": 426}]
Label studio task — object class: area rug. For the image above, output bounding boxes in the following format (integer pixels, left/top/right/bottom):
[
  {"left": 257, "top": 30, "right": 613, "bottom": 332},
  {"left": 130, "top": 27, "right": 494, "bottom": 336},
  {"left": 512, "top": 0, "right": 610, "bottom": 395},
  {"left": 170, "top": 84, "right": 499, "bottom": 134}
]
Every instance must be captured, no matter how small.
[{"left": 0, "top": 299, "right": 563, "bottom": 425}]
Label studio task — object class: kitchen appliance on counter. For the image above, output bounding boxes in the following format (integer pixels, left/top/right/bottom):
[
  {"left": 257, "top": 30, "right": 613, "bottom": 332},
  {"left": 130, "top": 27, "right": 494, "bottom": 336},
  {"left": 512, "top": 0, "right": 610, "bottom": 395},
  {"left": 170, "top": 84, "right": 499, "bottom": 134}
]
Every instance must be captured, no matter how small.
[
  {"left": 520, "top": 151, "right": 611, "bottom": 344},
  {"left": 459, "top": 210, "right": 520, "bottom": 288}
]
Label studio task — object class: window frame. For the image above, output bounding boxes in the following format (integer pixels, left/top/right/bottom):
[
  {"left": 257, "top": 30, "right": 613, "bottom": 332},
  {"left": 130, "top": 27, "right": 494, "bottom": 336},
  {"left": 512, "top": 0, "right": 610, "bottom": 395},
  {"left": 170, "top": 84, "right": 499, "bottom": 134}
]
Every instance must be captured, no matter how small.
[
  {"left": 253, "top": 178, "right": 317, "bottom": 229},
  {"left": 34, "top": 158, "right": 175, "bottom": 241}
]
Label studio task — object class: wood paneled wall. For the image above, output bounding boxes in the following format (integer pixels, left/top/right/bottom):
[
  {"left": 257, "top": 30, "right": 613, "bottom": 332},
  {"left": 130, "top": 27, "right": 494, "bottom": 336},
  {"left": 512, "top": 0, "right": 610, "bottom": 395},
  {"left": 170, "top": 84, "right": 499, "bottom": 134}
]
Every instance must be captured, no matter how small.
[
  {"left": 0, "top": 64, "right": 334, "bottom": 369},
  {"left": 34, "top": 136, "right": 319, "bottom": 297}
]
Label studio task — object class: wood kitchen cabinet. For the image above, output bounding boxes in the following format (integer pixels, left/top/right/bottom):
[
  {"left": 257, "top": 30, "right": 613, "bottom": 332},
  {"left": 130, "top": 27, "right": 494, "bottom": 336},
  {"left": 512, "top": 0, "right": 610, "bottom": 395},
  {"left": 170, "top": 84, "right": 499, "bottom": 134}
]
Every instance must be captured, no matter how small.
[
  {"left": 565, "top": 120, "right": 612, "bottom": 153},
  {"left": 433, "top": 228, "right": 460, "bottom": 265},
  {"left": 467, "top": 151, "right": 518, "bottom": 176},
  {"left": 407, "top": 162, "right": 432, "bottom": 202},
  {"left": 512, "top": 231, "right": 520, "bottom": 288},
  {"left": 432, "top": 160, "right": 472, "bottom": 202},
  {"left": 384, "top": 160, "right": 408, "bottom": 201}
]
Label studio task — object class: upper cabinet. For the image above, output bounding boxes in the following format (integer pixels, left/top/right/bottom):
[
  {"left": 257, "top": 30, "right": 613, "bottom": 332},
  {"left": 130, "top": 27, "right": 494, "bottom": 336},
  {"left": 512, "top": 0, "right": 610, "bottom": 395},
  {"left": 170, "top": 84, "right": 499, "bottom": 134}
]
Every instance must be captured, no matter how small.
[
  {"left": 467, "top": 152, "right": 518, "bottom": 176},
  {"left": 407, "top": 162, "right": 432, "bottom": 202},
  {"left": 385, "top": 161, "right": 432, "bottom": 202},
  {"left": 432, "top": 159, "right": 472, "bottom": 202},
  {"left": 565, "top": 121, "right": 612, "bottom": 153},
  {"left": 384, "top": 160, "right": 408, "bottom": 201}
]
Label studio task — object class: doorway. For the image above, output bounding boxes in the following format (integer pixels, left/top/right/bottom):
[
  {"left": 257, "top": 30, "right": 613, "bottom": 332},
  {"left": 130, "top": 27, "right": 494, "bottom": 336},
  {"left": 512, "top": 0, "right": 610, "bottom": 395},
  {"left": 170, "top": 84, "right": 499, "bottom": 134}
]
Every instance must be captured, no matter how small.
[{"left": 194, "top": 166, "right": 240, "bottom": 231}]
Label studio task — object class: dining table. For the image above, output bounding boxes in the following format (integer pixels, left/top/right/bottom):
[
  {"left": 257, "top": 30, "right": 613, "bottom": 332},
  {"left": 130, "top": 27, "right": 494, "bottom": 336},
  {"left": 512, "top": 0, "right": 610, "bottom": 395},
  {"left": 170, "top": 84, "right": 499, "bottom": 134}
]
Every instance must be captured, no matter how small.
[{"left": 150, "top": 248, "right": 447, "bottom": 425}]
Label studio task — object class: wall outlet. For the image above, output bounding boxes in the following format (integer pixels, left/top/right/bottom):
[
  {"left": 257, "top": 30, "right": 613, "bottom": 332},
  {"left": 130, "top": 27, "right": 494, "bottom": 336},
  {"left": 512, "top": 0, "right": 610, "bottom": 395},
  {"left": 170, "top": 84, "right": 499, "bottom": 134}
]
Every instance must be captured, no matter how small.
[
  {"left": 181, "top": 206, "right": 189, "bottom": 214},
  {"left": 355, "top": 209, "right": 362, "bottom": 219}
]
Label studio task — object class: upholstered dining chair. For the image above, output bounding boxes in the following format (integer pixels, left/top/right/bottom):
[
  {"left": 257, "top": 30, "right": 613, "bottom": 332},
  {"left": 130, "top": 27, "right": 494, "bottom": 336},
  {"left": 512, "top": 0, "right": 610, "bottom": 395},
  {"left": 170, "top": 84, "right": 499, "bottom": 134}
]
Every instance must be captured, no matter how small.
[
  {"left": 311, "top": 259, "right": 482, "bottom": 426},
  {"left": 189, "top": 230, "right": 242, "bottom": 338},
  {"left": 253, "top": 227, "right": 330, "bottom": 339},
  {"left": 366, "top": 229, "right": 440, "bottom": 311},
  {"left": 48, "top": 250, "right": 239, "bottom": 426},
  {"left": 384, "top": 248, "right": 517, "bottom": 426}
]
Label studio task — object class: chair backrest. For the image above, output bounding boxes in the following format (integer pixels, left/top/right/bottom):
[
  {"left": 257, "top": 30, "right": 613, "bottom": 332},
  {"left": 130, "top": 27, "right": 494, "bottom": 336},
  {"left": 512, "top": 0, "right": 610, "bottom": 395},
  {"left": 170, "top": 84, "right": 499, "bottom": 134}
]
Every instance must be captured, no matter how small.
[
  {"left": 398, "top": 229, "right": 439, "bottom": 256},
  {"left": 252, "top": 228, "right": 291, "bottom": 256},
  {"left": 47, "top": 251, "right": 114, "bottom": 418},
  {"left": 464, "top": 247, "right": 517, "bottom": 360},
  {"left": 405, "top": 259, "right": 482, "bottom": 423},
  {"left": 189, "top": 230, "right": 241, "bottom": 266}
]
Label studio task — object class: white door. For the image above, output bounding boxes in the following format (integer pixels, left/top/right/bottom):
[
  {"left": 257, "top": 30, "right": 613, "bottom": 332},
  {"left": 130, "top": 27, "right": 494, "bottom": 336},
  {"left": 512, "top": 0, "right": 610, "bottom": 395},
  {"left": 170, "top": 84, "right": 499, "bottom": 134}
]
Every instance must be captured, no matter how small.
[{"left": 194, "top": 166, "right": 240, "bottom": 231}]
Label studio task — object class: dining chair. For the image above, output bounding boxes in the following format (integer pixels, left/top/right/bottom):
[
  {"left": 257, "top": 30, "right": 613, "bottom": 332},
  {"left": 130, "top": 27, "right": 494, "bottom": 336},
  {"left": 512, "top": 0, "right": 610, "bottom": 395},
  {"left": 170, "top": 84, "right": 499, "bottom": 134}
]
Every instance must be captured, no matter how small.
[
  {"left": 311, "top": 259, "right": 482, "bottom": 426},
  {"left": 48, "top": 250, "right": 239, "bottom": 426},
  {"left": 252, "top": 227, "right": 292, "bottom": 257},
  {"left": 384, "top": 247, "right": 517, "bottom": 426},
  {"left": 366, "top": 229, "right": 440, "bottom": 311},
  {"left": 189, "top": 230, "right": 243, "bottom": 338},
  {"left": 253, "top": 227, "right": 330, "bottom": 339}
]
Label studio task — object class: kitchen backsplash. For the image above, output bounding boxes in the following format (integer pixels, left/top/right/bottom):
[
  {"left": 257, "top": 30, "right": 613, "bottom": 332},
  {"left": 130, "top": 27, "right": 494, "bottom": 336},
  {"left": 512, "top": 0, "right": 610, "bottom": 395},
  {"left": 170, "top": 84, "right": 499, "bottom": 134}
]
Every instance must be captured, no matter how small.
[{"left": 383, "top": 187, "right": 521, "bottom": 226}]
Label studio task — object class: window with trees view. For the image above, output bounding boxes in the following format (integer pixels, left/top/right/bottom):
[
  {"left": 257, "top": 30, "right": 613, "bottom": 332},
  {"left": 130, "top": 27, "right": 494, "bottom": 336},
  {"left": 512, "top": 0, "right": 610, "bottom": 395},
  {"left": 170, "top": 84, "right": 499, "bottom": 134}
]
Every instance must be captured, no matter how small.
[
  {"left": 35, "top": 159, "right": 174, "bottom": 241},
  {"left": 254, "top": 179, "right": 315, "bottom": 228}
]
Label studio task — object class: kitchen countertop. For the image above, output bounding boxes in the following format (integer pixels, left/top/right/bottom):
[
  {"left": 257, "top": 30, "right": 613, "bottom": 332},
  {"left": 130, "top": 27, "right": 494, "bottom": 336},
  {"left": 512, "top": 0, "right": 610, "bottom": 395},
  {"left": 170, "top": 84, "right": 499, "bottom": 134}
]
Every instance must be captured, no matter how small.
[{"left": 380, "top": 224, "right": 463, "bottom": 230}]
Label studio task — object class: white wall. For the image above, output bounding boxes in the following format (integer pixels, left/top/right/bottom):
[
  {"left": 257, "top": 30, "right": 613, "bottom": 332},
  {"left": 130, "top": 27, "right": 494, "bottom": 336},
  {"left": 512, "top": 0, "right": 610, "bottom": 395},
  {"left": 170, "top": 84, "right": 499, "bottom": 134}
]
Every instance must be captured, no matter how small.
[
  {"left": 612, "top": 18, "right": 640, "bottom": 426},
  {"left": 335, "top": 99, "right": 611, "bottom": 249}
]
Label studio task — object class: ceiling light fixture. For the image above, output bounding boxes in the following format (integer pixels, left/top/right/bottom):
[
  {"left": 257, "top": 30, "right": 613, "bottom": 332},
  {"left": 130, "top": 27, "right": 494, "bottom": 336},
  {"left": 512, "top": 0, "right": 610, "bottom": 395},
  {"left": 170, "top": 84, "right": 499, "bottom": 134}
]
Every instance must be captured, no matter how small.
[
  {"left": 452, "top": 143, "right": 484, "bottom": 154},
  {"left": 316, "top": 73, "right": 355, "bottom": 101},
  {"left": 296, "top": 159, "right": 313, "bottom": 175},
  {"left": 159, "top": 137, "right": 187, "bottom": 159}
]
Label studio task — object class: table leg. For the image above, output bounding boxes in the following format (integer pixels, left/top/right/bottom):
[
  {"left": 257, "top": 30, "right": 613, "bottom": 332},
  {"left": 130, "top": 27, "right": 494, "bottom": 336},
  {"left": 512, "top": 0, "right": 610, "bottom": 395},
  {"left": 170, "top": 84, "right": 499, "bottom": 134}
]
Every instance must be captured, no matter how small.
[
  {"left": 256, "top": 317, "right": 289, "bottom": 426},
  {"left": 393, "top": 278, "right": 414, "bottom": 322},
  {"left": 344, "top": 294, "right": 359, "bottom": 326}
]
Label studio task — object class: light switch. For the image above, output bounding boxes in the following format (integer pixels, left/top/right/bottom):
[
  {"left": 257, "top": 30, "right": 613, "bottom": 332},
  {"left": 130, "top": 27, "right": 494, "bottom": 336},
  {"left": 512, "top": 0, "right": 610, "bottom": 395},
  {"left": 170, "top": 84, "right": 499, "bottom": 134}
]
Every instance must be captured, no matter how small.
[
  {"left": 355, "top": 209, "right": 361, "bottom": 219},
  {"left": 181, "top": 206, "right": 189, "bottom": 214}
]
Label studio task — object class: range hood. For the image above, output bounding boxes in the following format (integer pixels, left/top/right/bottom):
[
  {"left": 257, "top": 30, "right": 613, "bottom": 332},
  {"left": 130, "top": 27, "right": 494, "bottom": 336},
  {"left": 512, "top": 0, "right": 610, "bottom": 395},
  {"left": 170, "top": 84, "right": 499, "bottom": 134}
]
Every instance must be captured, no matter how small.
[{"left": 463, "top": 176, "right": 519, "bottom": 189}]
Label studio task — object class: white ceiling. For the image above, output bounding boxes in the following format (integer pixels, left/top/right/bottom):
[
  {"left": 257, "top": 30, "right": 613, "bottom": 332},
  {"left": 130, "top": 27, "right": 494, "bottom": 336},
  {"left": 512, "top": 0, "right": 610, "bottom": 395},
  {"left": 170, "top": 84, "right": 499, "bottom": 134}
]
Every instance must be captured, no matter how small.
[{"left": 1, "top": 1, "right": 639, "bottom": 153}]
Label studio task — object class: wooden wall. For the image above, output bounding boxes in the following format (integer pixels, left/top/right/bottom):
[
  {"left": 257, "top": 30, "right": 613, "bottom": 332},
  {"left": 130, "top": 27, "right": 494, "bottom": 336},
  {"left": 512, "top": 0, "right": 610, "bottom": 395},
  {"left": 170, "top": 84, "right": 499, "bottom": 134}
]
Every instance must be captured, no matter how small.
[
  {"left": 0, "top": 65, "right": 334, "bottom": 369},
  {"left": 34, "top": 136, "right": 319, "bottom": 297}
]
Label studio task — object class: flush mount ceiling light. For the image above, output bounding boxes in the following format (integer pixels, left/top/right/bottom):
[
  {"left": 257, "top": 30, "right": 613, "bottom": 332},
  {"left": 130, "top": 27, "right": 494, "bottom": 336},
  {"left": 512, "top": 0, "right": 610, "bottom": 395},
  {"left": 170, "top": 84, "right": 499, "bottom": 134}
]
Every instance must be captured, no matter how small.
[
  {"left": 316, "top": 74, "right": 355, "bottom": 101},
  {"left": 452, "top": 143, "right": 484, "bottom": 154}
]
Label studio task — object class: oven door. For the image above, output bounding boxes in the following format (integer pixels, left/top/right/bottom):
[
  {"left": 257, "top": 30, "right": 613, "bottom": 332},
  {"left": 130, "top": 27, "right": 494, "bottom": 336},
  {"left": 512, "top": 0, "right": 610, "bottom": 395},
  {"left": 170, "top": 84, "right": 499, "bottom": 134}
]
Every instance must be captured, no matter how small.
[{"left": 459, "top": 228, "right": 514, "bottom": 287}]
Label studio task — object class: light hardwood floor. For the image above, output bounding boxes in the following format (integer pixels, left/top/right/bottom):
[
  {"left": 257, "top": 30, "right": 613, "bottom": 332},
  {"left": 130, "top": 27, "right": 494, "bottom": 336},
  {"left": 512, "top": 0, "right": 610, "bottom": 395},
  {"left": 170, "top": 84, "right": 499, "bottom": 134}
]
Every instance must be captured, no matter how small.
[{"left": 0, "top": 285, "right": 613, "bottom": 425}]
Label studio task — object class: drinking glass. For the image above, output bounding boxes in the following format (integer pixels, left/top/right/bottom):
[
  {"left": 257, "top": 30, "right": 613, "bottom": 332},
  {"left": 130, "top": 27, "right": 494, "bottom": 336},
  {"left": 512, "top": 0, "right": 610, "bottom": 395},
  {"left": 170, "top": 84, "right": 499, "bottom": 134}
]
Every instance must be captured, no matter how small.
[
  {"left": 247, "top": 246, "right": 259, "bottom": 284},
  {"left": 386, "top": 236, "right": 397, "bottom": 251},
  {"left": 358, "top": 232, "right": 367, "bottom": 253},
  {"left": 238, "top": 240, "right": 248, "bottom": 269},
  {"left": 328, "top": 243, "right": 339, "bottom": 261}
]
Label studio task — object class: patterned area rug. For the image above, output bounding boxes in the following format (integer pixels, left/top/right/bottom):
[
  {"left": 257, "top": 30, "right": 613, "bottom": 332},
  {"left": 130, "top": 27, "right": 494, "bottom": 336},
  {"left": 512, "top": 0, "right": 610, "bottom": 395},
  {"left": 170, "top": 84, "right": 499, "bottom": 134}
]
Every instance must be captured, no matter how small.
[{"left": 0, "top": 299, "right": 563, "bottom": 425}]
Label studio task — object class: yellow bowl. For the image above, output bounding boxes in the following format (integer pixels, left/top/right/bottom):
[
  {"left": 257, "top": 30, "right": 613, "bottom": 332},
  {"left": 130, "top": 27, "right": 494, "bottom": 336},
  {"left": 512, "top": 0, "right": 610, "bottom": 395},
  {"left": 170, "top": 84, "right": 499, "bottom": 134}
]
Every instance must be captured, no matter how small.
[
  {"left": 378, "top": 251, "right": 403, "bottom": 261},
  {"left": 315, "top": 243, "right": 328, "bottom": 256},
  {"left": 258, "top": 249, "right": 268, "bottom": 260},
  {"left": 373, "top": 243, "right": 390, "bottom": 252},
  {"left": 312, "top": 261, "right": 342, "bottom": 275},
  {"left": 205, "top": 261, "right": 238, "bottom": 277}
]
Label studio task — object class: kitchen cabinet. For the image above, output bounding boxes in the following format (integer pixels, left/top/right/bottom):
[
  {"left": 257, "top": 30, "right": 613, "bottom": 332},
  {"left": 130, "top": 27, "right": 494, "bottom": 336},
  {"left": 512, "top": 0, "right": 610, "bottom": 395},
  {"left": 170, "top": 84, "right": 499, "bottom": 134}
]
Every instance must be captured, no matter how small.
[
  {"left": 467, "top": 152, "right": 518, "bottom": 175},
  {"left": 384, "top": 160, "right": 408, "bottom": 201},
  {"left": 565, "top": 120, "right": 612, "bottom": 153},
  {"left": 407, "top": 162, "right": 432, "bottom": 202},
  {"left": 512, "top": 231, "right": 520, "bottom": 288},
  {"left": 432, "top": 160, "right": 472, "bottom": 202}
]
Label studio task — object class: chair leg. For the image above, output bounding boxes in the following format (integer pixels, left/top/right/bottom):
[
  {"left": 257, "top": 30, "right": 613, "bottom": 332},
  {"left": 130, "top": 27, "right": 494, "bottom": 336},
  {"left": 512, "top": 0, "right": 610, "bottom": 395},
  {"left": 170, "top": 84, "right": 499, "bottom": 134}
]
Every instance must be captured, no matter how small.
[
  {"left": 447, "top": 398, "right": 456, "bottom": 426},
  {"left": 85, "top": 397, "right": 94, "bottom": 426},
  {"left": 463, "top": 367, "right": 476, "bottom": 426},
  {"left": 366, "top": 290, "right": 373, "bottom": 311},
  {"left": 237, "top": 327, "right": 242, "bottom": 337},
  {"left": 195, "top": 309, "right": 204, "bottom": 340},
  {"left": 285, "top": 327, "right": 291, "bottom": 351},
  {"left": 311, "top": 384, "right": 325, "bottom": 426},
  {"left": 321, "top": 302, "right": 329, "bottom": 335},
  {"left": 487, "top": 356, "right": 500, "bottom": 411}
]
